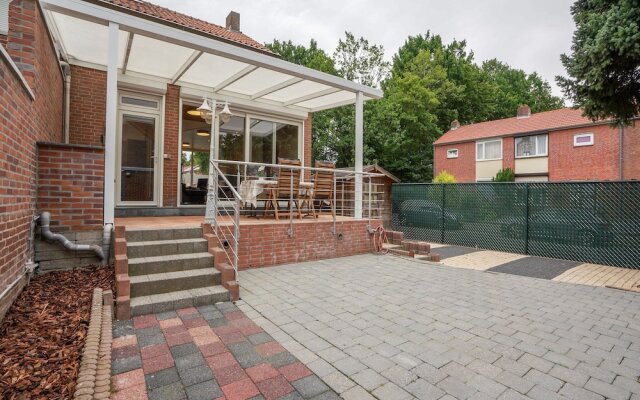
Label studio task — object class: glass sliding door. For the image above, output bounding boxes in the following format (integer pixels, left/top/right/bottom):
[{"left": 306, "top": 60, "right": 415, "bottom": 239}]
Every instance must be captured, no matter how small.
[
  {"left": 118, "top": 113, "right": 158, "bottom": 203},
  {"left": 250, "top": 118, "right": 300, "bottom": 164}
]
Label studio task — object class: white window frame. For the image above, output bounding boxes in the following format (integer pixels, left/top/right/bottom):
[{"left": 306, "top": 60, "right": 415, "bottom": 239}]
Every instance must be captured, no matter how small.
[
  {"left": 476, "top": 139, "right": 502, "bottom": 161},
  {"left": 447, "top": 148, "right": 459, "bottom": 159},
  {"left": 574, "top": 132, "right": 594, "bottom": 147},
  {"left": 0, "top": 0, "right": 9, "bottom": 36},
  {"left": 515, "top": 134, "right": 548, "bottom": 158}
]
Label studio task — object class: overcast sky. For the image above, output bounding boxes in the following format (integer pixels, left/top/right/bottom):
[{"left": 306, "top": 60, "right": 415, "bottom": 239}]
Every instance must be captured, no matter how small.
[{"left": 150, "top": 0, "right": 576, "bottom": 99}]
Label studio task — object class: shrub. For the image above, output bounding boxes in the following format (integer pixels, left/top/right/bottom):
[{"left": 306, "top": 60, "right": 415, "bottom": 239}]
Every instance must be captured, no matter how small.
[
  {"left": 433, "top": 170, "right": 457, "bottom": 183},
  {"left": 494, "top": 168, "right": 515, "bottom": 182}
]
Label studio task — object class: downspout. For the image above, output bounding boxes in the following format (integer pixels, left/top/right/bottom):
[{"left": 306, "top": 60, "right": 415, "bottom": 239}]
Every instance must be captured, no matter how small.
[
  {"left": 619, "top": 124, "right": 624, "bottom": 180},
  {"left": 60, "top": 60, "right": 71, "bottom": 143},
  {"left": 40, "top": 212, "right": 106, "bottom": 265}
]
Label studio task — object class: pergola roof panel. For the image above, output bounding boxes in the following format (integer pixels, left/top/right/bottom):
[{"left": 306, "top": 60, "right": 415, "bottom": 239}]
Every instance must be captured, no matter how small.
[
  {"left": 223, "top": 68, "right": 293, "bottom": 96},
  {"left": 295, "top": 90, "right": 356, "bottom": 109},
  {"left": 178, "top": 52, "right": 250, "bottom": 88},
  {"left": 126, "top": 34, "right": 195, "bottom": 78},
  {"left": 262, "top": 80, "right": 332, "bottom": 103}
]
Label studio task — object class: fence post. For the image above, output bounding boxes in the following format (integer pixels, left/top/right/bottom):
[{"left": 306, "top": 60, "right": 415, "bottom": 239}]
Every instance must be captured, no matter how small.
[
  {"left": 524, "top": 183, "right": 529, "bottom": 255},
  {"left": 441, "top": 183, "right": 445, "bottom": 244}
]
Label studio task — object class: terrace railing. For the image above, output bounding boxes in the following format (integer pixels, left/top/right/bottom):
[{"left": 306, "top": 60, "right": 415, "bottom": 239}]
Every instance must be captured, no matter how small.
[{"left": 205, "top": 160, "right": 385, "bottom": 250}]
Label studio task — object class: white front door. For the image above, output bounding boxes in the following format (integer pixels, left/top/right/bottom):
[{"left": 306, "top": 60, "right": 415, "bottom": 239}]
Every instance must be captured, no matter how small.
[{"left": 116, "top": 93, "right": 162, "bottom": 206}]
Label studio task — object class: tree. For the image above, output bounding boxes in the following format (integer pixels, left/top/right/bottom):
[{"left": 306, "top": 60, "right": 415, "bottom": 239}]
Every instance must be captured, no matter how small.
[
  {"left": 494, "top": 168, "right": 515, "bottom": 182},
  {"left": 266, "top": 39, "right": 337, "bottom": 75},
  {"left": 557, "top": 0, "right": 640, "bottom": 125},
  {"left": 334, "top": 32, "right": 390, "bottom": 88},
  {"left": 433, "top": 171, "right": 457, "bottom": 183}
]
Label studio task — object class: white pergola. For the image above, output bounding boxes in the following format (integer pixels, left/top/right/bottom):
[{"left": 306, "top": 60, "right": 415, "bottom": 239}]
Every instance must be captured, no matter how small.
[{"left": 40, "top": 0, "right": 382, "bottom": 224}]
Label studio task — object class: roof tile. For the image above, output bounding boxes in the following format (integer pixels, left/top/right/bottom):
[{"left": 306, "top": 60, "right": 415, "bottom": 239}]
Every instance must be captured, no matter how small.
[
  {"left": 95, "top": 0, "right": 273, "bottom": 54},
  {"left": 434, "top": 108, "right": 597, "bottom": 145}
]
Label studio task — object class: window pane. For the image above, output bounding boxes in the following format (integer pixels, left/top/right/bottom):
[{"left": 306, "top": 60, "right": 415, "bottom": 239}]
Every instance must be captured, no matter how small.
[
  {"left": 484, "top": 141, "right": 501, "bottom": 159},
  {"left": 476, "top": 143, "right": 483, "bottom": 160},
  {"left": 516, "top": 137, "right": 535, "bottom": 157},
  {"left": 250, "top": 119, "right": 273, "bottom": 164},
  {"left": 275, "top": 123, "right": 298, "bottom": 161},
  {"left": 122, "top": 96, "right": 158, "bottom": 108},
  {"left": 219, "top": 115, "right": 245, "bottom": 162},
  {"left": 120, "top": 114, "right": 155, "bottom": 202},
  {"left": 537, "top": 135, "right": 547, "bottom": 154}
]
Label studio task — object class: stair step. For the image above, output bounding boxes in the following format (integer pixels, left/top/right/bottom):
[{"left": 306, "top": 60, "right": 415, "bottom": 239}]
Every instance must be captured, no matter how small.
[
  {"left": 128, "top": 252, "right": 214, "bottom": 276},
  {"left": 130, "top": 286, "right": 229, "bottom": 317},
  {"left": 130, "top": 268, "right": 221, "bottom": 297},
  {"left": 127, "top": 238, "right": 208, "bottom": 258},
  {"left": 125, "top": 227, "right": 203, "bottom": 242}
]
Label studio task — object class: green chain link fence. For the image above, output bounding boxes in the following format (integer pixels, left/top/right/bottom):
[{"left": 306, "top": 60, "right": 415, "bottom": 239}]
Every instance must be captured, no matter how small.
[{"left": 391, "top": 182, "right": 640, "bottom": 269}]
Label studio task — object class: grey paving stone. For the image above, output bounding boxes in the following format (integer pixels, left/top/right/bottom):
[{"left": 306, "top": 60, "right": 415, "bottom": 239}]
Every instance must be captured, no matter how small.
[
  {"left": 309, "top": 391, "right": 341, "bottom": 400},
  {"left": 179, "top": 365, "right": 214, "bottom": 387},
  {"left": 111, "top": 355, "right": 142, "bottom": 375},
  {"left": 436, "top": 376, "right": 477, "bottom": 399},
  {"left": 292, "top": 375, "right": 331, "bottom": 399},
  {"left": 228, "top": 341, "right": 264, "bottom": 368},
  {"left": 247, "top": 332, "right": 273, "bottom": 345},
  {"left": 267, "top": 351, "right": 298, "bottom": 368},
  {"left": 405, "top": 378, "right": 446, "bottom": 400},
  {"left": 523, "top": 368, "right": 563, "bottom": 392},
  {"left": 146, "top": 367, "right": 181, "bottom": 390},
  {"left": 494, "top": 371, "right": 535, "bottom": 395},
  {"left": 148, "top": 381, "right": 187, "bottom": 400},
  {"left": 174, "top": 352, "right": 206, "bottom": 372},
  {"left": 559, "top": 382, "right": 605, "bottom": 400},
  {"left": 350, "top": 368, "right": 387, "bottom": 391},
  {"left": 170, "top": 343, "right": 199, "bottom": 359},
  {"left": 333, "top": 357, "right": 366, "bottom": 376},
  {"left": 341, "top": 385, "right": 376, "bottom": 400},
  {"left": 185, "top": 379, "right": 222, "bottom": 400},
  {"left": 207, "top": 318, "right": 228, "bottom": 328},
  {"left": 113, "top": 320, "right": 134, "bottom": 338},
  {"left": 156, "top": 310, "right": 178, "bottom": 320},
  {"left": 138, "top": 333, "right": 166, "bottom": 348},
  {"left": 372, "top": 381, "right": 412, "bottom": 400},
  {"left": 584, "top": 377, "right": 632, "bottom": 400},
  {"left": 548, "top": 364, "right": 589, "bottom": 387}
]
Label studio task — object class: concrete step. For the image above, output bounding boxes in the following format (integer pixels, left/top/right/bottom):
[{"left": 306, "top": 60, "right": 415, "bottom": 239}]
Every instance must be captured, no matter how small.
[
  {"left": 130, "top": 285, "right": 229, "bottom": 317},
  {"left": 127, "top": 238, "right": 208, "bottom": 258},
  {"left": 130, "top": 268, "right": 221, "bottom": 297},
  {"left": 128, "top": 252, "right": 214, "bottom": 276},
  {"left": 125, "top": 227, "right": 203, "bottom": 242}
]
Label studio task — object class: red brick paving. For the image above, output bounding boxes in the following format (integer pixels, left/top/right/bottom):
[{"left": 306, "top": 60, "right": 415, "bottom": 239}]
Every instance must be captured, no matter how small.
[
  {"left": 256, "top": 375, "right": 295, "bottom": 400},
  {"left": 278, "top": 362, "right": 313, "bottom": 382},
  {"left": 221, "top": 378, "right": 260, "bottom": 400},
  {"left": 212, "top": 364, "right": 249, "bottom": 386},
  {"left": 246, "top": 363, "right": 280, "bottom": 383},
  {"left": 111, "top": 303, "right": 338, "bottom": 400}
]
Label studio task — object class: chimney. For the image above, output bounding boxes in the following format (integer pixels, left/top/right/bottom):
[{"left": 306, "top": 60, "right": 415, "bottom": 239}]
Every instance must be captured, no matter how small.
[
  {"left": 226, "top": 11, "right": 240, "bottom": 32},
  {"left": 517, "top": 105, "right": 531, "bottom": 119},
  {"left": 450, "top": 120, "right": 460, "bottom": 130}
]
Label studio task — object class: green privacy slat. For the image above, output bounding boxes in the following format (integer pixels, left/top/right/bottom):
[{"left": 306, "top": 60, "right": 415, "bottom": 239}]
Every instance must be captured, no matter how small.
[{"left": 391, "top": 182, "right": 640, "bottom": 269}]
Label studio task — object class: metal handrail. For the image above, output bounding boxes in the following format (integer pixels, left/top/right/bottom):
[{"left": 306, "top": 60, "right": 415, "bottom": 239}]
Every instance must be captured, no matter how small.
[{"left": 210, "top": 159, "right": 386, "bottom": 178}]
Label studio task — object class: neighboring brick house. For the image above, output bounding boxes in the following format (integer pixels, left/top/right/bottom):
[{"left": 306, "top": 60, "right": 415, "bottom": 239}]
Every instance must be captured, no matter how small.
[
  {"left": 0, "top": 0, "right": 381, "bottom": 320},
  {"left": 434, "top": 106, "right": 640, "bottom": 182}
]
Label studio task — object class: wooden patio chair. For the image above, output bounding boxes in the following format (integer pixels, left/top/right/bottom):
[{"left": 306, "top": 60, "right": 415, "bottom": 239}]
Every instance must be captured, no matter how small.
[
  {"left": 303, "top": 160, "right": 336, "bottom": 218},
  {"left": 264, "top": 158, "right": 303, "bottom": 220}
]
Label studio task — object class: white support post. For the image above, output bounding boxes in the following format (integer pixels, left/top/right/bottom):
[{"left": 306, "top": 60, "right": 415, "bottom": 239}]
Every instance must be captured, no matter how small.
[
  {"left": 354, "top": 91, "right": 364, "bottom": 219},
  {"left": 204, "top": 98, "right": 217, "bottom": 224},
  {"left": 104, "top": 22, "right": 119, "bottom": 225}
]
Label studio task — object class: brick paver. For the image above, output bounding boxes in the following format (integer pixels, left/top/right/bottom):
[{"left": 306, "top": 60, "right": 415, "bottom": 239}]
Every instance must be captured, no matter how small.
[
  {"left": 238, "top": 254, "right": 640, "bottom": 399},
  {"left": 111, "top": 302, "right": 338, "bottom": 399}
]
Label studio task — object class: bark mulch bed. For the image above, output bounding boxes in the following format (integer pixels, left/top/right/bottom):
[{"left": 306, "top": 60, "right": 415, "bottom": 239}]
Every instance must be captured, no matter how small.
[{"left": 0, "top": 266, "right": 114, "bottom": 400}]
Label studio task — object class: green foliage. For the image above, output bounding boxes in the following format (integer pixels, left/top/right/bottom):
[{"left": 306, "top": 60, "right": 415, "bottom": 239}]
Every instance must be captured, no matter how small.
[
  {"left": 433, "top": 170, "right": 457, "bottom": 183},
  {"left": 268, "top": 30, "right": 563, "bottom": 183},
  {"left": 557, "top": 0, "right": 640, "bottom": 125},
  {"left": 193, "top": 152, "right": 209, "bottom": 174},
  {"left": 494, "top": 168, "right": 515, "bottom": 182}
]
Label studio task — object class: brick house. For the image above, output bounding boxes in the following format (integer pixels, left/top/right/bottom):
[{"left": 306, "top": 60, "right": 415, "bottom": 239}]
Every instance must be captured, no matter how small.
[
  {"left": 0, "top": 0, "right": 382, "bottom": 319},
  {"left": 434, "top": 106, "right": 640, "bottom": 182}
]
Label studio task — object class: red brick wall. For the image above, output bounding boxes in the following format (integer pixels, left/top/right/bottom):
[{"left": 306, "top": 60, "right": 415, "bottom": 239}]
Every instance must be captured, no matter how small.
[
  {"left": 163, "top": 84, "right": 180, "bottom": 206},
  {"left": 434, "top": 142, "right": 476, "bottom": 182},
  {"left": 37, "top": 143, "right": 104, "bottom": 232},
  {"left": 548, "top": 125, "right": 620, "bottom": 181},
  {"left": 216, "top": 219, "right": 379, "bottom": 269},
  {"left": 623, "top": 123, "right": 640, "bottom": 180},
  {"left": 0, "top": 0, "right": 63, "bottom": 320},
  {"left": 503, "top": 137, "right": 515, "bottom": 171},
  {"left": 68, "top": 65, "right": 106, "bottom": 146}
]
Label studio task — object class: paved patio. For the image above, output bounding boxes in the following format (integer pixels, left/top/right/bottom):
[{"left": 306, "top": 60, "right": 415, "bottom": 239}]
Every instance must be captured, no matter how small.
[
  {"left": 110, "top": 303, "right": 339, "bottom": 400},
  {"left": 238, "top": 254, "right": 640, "bottom": 400}
]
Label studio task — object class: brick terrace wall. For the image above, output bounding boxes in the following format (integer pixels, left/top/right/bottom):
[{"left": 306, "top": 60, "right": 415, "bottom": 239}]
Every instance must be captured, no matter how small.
[
  {"left": 163, "top": 84, "right": 180, "bottom": 206},
  {"left": 217, "top": 219, "right": 379, "bottom": 269},
  {"left": 0, "top": 0, "right": 64, "bottom": 320},
  {"left": 623, "top": 123, "right": 640, "bottom": 180},
  {"left": 548, "top": 125, "right": 620, "bottom": 181},
  {"left": 36, "top": 143, "right": 104, "bottom": 232},
  {"left": 434, "top": 141, "right": 476, "bottom": 182},
  {"left": 68, "top": 65, "right": 107, "bottom": 146}
]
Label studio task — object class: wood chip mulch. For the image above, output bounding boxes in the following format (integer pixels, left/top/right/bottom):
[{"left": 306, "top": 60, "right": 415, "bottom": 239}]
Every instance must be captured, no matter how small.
[{"left": 0, "top": 266, "right": 114, "bottom": 400}]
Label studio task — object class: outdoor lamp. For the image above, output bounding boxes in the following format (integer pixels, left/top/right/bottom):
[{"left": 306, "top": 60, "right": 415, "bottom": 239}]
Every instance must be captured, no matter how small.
[{"left": 219, "top": 101, "right": 232, "bottom": 124}]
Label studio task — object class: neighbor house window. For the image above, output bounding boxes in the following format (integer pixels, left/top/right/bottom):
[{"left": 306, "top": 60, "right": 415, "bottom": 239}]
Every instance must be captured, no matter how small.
[
  {"left": 574, "top": 133, "right": 594, "bottom": 147},
  {"left": 0, "top": 1, "right": 8, "bottom": 35},
  {"left": 515, "top": 134, "right": 548, "bottom": 158},
  {"left": 476, "top": 139, "right": 502, "bottom": 161},
  {"left": 447, "top": 149, "right": 459, "bottom": 159}
]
